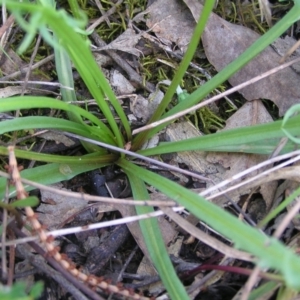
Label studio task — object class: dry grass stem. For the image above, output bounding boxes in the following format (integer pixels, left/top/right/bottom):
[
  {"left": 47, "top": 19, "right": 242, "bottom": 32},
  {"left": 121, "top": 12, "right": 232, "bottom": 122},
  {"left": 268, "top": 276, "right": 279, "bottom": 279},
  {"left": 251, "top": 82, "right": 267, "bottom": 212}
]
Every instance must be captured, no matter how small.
[
  {"left": 0, "top": 54, "right": 54, "bottom": 81},
  {"left": 87, "top": 0, "right": 123, "bottom": 32},
  {"left": 273, "top": 196, "right": 300, "bottom": 238},
  {"left": 132, "top": 56, "right": 300, "bottom": 135},
  {"left": 61, "top": 131, "right": 211, "bottom": 182},
  {"left": 161, "top": 207, "right": 254, "bottom": 262},
  {"left": 240, "top": 266, "right": 261, "bottom": 300},
  {"left": 202, "top": 150, "right": 300, "bottom": 199}
]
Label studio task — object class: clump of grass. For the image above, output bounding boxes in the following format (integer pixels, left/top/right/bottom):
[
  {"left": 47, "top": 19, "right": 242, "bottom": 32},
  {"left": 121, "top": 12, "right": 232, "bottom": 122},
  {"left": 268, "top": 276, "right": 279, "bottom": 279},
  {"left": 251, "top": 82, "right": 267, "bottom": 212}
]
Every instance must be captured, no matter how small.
[{"left": 1, "top": 1, "right": 300, "bottom": 299}]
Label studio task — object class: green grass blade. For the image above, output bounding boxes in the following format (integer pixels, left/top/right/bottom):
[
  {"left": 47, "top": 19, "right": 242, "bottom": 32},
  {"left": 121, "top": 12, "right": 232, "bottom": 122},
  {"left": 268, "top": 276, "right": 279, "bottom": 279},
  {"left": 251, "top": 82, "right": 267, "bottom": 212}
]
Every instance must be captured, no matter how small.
[
  {"left": 54, "top": 34, "right": 111, "bottom": 152},
  {"left": 0, "top": 159, "right": 111, "bottom": 199},
  {"left": 54, "top": 35, "right": 82, "bottom": 124},
  {"left": 119, "top": 159, "right": 189, "bottom": 300},
  {"left": 119, "top": 162, "right": 300, "bottom": 290},
  {"left": 0, "top": 116, "right": 106, "bottom": 141},
  {"left": 2, "top": 0, "right": 131, "bottom": 146},
  {"left": 248, "top": 281, "right": 280, "bottom": 300},
  {"left": 67, "top": 0, "right": 82, "bottom": 21},
  {"left": 0, "top": 96, "right": 116, "bottom": 144},
  {"left": 259, "top": 186, "right": 300, "bottom": 228},
  {"left": 143, "top": 0, "right": 215, "bottom": 123},
  {"left": 0, "top": 146, "right": 117, "bottom": 164},
  {"left": 138, "top": 115, "right": 300, "bottom": 156},
  {"left": 11, "top": 196, "right": 39, "bottom": 208},
  {"left": 134, "top": 2, "right": 300, "bottom": 146},
  {"left": 132, "top": 0, "right": 215, "bottom": 150}
]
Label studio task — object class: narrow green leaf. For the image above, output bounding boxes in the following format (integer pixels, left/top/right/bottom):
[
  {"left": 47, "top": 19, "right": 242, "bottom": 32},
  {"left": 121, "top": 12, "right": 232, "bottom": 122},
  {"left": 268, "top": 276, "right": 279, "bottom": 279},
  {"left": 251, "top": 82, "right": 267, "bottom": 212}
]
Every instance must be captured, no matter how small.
[
  {"left": 0, "top": 96, "right": 116, "bottom": 144},
  {"left": 134, "top": 2, "right": 300, "bottom": 146},
  {"left": 120, "top": 159, "right": 189, "bottom": 300},
  {"left": 10, "top": 196, "right": 39, "bottom": 208},
  {"left": 120, "top": 161, "right": 300, "bottom": 290},
  {"left": 138, "top": 115, "right": 300, "bottom": 156},
  {"left": 67, "top": 0, "right": 83, "bottom": 21},
  {"left": 54, "top": 35, "right": 82, "bottom": 124},
  {"left": 259, "top": 186, "right": 300, "bottom": 228},
  {"left": 54, "top": 34, "right": 112, "bottom": 152},
  {"left": 0, "top": 146, "right": 117, "bottom": 164},
  {"left": 281, "top": 104, "right": 300, "bottom": 144},
  {"left": 248, "top": 281, "right": 280, "bottom": 300},
  {"left": 132, "top": 0, "right": 215, "bottom": 150},
  {"left": 0, "top": 116, "right": 104, "bottom": 142},
  {"left": 29, "top": 281, "right": 44, "bottom": 299},
  {"left": 2, "top": 0, "right": 130, "bottom": 146},
  {"left": 0, "top": 160, "right": 111, "bottom": 199}
]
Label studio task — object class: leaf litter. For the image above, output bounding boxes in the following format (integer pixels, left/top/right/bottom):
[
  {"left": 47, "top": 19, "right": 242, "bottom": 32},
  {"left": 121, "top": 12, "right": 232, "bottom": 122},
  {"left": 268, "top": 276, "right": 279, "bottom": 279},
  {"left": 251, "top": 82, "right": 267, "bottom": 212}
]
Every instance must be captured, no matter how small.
[
  {"left": 146, "top": 0, "right": 300, "bottom": 115},
  {"left": 2, "top": 0, "right": 300, "bottom": 299}
]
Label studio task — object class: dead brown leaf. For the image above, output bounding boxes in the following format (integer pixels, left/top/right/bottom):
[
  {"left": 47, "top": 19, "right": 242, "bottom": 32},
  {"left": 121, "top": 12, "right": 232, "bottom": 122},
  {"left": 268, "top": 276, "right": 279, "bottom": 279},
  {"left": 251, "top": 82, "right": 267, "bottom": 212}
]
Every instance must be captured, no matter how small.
[
  {"left": 145, "top": 0, "right": 300, "bottom": 115},
  {"left": 130, "top": 89, "right": 164, "bottom": 123},
  {"left": 184, "top": 0, "right": 300, "bottom": 116},
  {"left": 206, "top": 100, "right": 277, "bottom": 209},
  {"left": 37, "top": 185, "right": 114, "bottom": 230},
  {"left": 0, "top": 86, "right": 30, "bottom": 98},
  {"left": 164, "top": 102, "right": 277, "bottom": 208},
  {"left": 145, "top": 0, "right": 195, "bottom": 52},
  {"left": 0, "top": 48, "right": 50, "bottom": 81},
  {"left": 95, "top": 28, "right": 142, "bottom": 56},
  {"left": 118, "top": 203, "right": 178, "bottom": 263},
  {"left": 110, "top": 69, "right": 135, "bottom": 95},
  {"left": 37, "top": 132, "right": 76, "bottom": 147},
  {"left": 0, "top": 49, "right": 26, "bottom": 75}
]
